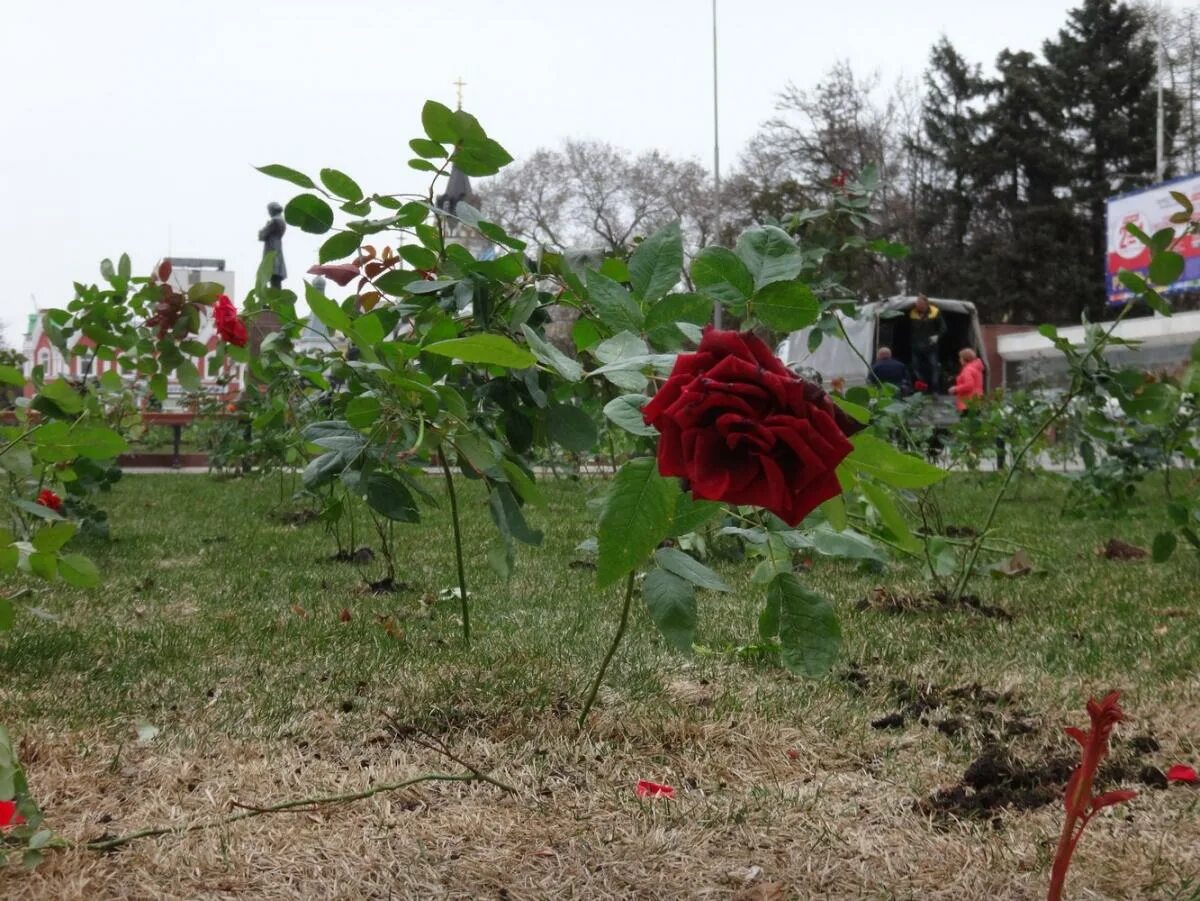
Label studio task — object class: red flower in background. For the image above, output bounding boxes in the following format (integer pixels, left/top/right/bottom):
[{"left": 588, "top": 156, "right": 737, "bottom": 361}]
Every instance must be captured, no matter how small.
[
  {"left": 0, "top": 800, "right": 24, "bottom": 829},
  {"left": 35, "top": 489, "right": 62, "bottom": 512},
  {"left": 642, "top": 329, "right": 863, "bottom": 527},
  {"left": 213, "top": 295, "right": 248, "bottom": 347},
  {"left": 1167, "top": 764, "right": 1198, "bottom": 784},
  {"left": 831, "top": 171, "right": 849, "bottom": 189},
  {"left": 914, "top": 380, "right": 929, "bottom": 393}
]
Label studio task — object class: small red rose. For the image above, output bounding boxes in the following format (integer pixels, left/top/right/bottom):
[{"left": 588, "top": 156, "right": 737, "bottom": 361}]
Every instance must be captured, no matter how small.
[
  {"left": 1167, "top": 764, "right": 1197, "bottom": 784},
  {"left": 914, "top": 380, "right": 929, "bottom": 392},
  {"left": 213, "top": 295, "right": 248, "bottom": 347},
  {"left": 642, "top": 329, "right": 864, "bottom": 526},
  {"left": 635, "top": 780, "right": 674, "bottom": 799},
  {"left": 0, "top": 800, "right": 24, "bottom": 829},
  {"left": 35, "top": 489, "right": 62, "bottom": 512},
  {"left": 831, "top": 171, "right": 849, "bottom": 189}
]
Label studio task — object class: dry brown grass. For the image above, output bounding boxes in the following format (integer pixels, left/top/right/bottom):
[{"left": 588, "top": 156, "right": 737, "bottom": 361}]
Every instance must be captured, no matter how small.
[{"left": 7, "top": 674, "right": 1199, "bottom": 901}]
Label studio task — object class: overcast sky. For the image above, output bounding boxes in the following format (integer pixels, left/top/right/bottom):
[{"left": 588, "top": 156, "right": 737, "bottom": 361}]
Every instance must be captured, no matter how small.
[{"left": 2, "top": 0, "right": 1168, "bottom": 345}]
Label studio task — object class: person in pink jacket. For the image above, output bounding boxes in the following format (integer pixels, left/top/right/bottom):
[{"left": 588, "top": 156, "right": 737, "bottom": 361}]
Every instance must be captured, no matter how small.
[{"left": 949, "top": 348, "right": 985, "bottom": 413}]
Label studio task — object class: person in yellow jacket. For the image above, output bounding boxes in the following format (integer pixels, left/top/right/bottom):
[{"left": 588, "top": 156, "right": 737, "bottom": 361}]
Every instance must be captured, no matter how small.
[{"left": 908, "top": 295, "right": 947, "bottom": 392}]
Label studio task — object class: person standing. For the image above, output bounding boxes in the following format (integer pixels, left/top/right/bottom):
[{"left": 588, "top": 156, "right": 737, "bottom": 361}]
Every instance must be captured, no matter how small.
[
  {"left": 908, "top": 294, "right": 946, "bottom": 393},
  {"left": 258, "top": 202, "right": 287, "bottom": 290},
  {"left": 948, "top": 347, "right": 985, "bottom": 412},
  {"left": 869, "top": 346, "right": 911, "bottom": 394}
]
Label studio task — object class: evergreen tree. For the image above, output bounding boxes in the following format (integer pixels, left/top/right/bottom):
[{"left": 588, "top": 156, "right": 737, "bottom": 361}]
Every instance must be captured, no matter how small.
[
  {"left": 1043, "top": 0, "right": 1173, "bottom": 319},
  {"left": 910, "top": 38, "right": 986, "bottom": 299}
]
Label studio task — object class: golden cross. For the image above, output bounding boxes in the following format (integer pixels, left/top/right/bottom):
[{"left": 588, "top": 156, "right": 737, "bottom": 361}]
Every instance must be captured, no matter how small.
[{"left": 453, "top": 77, "right": 466, "bottom": 110}]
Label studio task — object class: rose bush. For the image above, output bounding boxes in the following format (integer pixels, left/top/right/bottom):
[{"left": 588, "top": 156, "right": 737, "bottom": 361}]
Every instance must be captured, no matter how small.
[{"left": 642, "top": 329, "right": 863, "bottom": 526}]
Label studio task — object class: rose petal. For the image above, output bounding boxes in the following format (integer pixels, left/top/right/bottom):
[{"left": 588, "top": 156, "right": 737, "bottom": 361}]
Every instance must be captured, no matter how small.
[
  {"left": 1167, "top": 764, "right": 1198, "bottom": 784},
  {"left": 635, "top": 779, "right": 674, "bottom": 799},
  {"left": 0, "top": 800, "right": 25, "bottom": 828}
]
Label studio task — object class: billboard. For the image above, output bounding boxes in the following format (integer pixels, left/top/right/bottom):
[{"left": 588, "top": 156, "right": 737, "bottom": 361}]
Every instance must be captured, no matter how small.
[{"left": 1106, "top": 172, "right": 1200, "bottom": 305}]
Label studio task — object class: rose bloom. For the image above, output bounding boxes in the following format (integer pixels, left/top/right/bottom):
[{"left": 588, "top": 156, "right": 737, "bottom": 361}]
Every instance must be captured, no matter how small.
[
  {"left": 642, "top": 329, "right": 863, "bottom": 526},
  {"left": 35, "top": 489, "right": 62, "bottom": 512},
  {"left": 213, "top": 295, "right": 248, "bottom": 347}
]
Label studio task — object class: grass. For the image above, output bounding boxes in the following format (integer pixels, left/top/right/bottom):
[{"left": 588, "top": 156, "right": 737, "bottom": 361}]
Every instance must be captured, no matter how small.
[{"left": 2, "top": 469, "right": 1198, "bottom": 899}]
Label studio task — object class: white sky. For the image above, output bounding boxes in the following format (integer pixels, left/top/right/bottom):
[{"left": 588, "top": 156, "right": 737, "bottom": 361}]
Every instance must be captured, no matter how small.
[{"left": 0, "top": 0, "right": 1155, "bottom": 344}]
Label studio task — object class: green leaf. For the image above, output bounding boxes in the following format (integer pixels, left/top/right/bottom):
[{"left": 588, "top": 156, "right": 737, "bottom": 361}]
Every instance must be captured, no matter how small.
[
  {"left": 654, "top": 547, "right": 730, "bottom": 592},
  {"left": 345, "top": 396, "right": 381, "bottom": 429},
  {"left": 319, "top": 168, "right": 363, "bottom": 202},
  {"left": 643, "top": 292, "right": 714, "bottom": 337},
  {"left": 319, "top": 231, "right": 362, "bottom": 264},
  {"left": 859, "top": 480, "right": 920, "bottom": 553},
  {"left": 769, "top": 573, "right": 841, "bottom": 677},
  {"left": 284, "top": 194, "right": 335, "bottom": 235},
  {"left": 421, "top": 100, "right": 458, "bottom": 143},
  {"left": 71, "top": 425, "right": 127, "bottom": 460},
  {"left": 642, "top": 569, "right": 697, "bottom": 652},
  {"left": 586, "top": 270, "right": 644, "bottom": 334},
  {"left": 690, "top": 246, "right": 754, "bottom": 309},
  {"left": 453, "top": 138, "right": 514, "bottom": 177},
  {"left": 255, "top": 164, "right": 316, "bottom": 190},
  {"left": 423, "top": 335, "right": 536, "bottom": 369},
  {"left": 176, "top": 359, "right": 201, "bottom": 392},
  {"left": 409, "top": 138, "right": 447, "bottom": 159},
  {"left": 845, "top": 434, "right": 947, "bottom": 489},
  {"left": 520, "top": 324, "right": 582, "bottom": 382},
  {"left": 1152, "top": 531, "right": 1178, "bottom": 563},
  {"left": 628, "top": 221, "right": 683, "bottom": 301},
  {"left": 59, "top": 553, "right": 100, "bottom": 588},
  {"left": 751, "top": 280, "right": 820, "bottom": 332},
  {"left": 455, "top": 432, "right": 501, "bottom": 474},
  {"left": 597, "top": 457, "right": 676, "bottom": 587},
  {"left": 365, "top": 473, "right": 420, "bottom": 522},
  {"left": 668, "top": 492, "right": 721, "bottom": 537},
  {"left": 735, "top": 225, "right": 804, "bottom": 289},
  {"left": 603, "top": 394, "right": 658, "bottom": 437},
  {"left": 547, "top": 403, "right": 599, "bottom": 452},
  {"left": 35, "top": 378, "right": 83, "bottom": 416},
  {"left": 409, "top": 159, "right": 440, "bottom": 173},
  {"left": 1149, "top": 251, "right": 1185, "bottom": 286},
  {"left": 399, "top": 245, "right": 439, "bottom": 270},
  {"left": 0, "top": 596, "right": 12, "bottom": 632},
  {"left": 28, "top": 552, "right": 57, "bottom": 581},
  {"left": 0, "top": 365, "right": 23, "bottom": 387},
  {"left": 33, "top": 521, "right": 76, "bottom": 553},
  {"left": 305, "top": 283, "right": 354, "bottom": 335},
  {"left": 489, "top": 483, "right": 543, "bottom": 546}
]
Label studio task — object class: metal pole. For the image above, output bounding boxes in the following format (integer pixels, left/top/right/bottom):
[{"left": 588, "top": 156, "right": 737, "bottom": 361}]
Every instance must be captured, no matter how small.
[
  {"left": 1156, "top": 20, "right": 1166, "bottom": 183},
  {"left": 711, "top": 0, "right": 723, "bottom": 328}
]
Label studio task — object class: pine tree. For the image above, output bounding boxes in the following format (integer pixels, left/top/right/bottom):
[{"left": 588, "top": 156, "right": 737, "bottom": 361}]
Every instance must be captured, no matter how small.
[{"left": 1043, "top": 0, "right": 1172, "bottom": 319}]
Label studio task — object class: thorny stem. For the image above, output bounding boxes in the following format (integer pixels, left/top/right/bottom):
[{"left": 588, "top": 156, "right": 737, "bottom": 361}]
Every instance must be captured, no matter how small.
[
  {"left": 578, "top": 570, "right": 637, "bottom": 729},
  {"left": 439, "top": 445, "right": 470, "bottom": 647},
  {"left": 950, "top": 307, "right": 1134, "bottom": 601},
  {"left": 82, "top": 770, "right": 515, "bottom": 853}
]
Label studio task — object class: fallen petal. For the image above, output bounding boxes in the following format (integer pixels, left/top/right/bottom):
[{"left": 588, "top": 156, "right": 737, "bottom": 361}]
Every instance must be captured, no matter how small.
[
  {"left": 0, "top": 800, "right": 25, "bottom": 828},
  {"left": 635, "top": 779, "right": 675, "bottom": 799},
  {"left": 1167, "top": 764, "right": 1198, "bottom": 784}
]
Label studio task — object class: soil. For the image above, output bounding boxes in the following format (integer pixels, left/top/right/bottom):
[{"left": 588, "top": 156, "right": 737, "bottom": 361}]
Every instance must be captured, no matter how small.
[
  {"left": 328, "top": 547, "right": 376, "bottom": 564},
  {"left": 1099, "top": 538, "right": 1149, "bottom": 560},
  {"left": 883, "top": 675, "right": 1170, "bottom": 820},
  {"left": 270, "top": 508, "right": 319, "bottom": 526},
  {"left": 943, "top": 525, "right": 979, "bottom": 539},
  {"left": 857, "top": 587, "right": 1013, "bottom": 621}
]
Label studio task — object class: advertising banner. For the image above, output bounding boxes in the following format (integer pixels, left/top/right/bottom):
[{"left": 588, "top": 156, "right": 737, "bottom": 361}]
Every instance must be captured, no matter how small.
[{"left": 1106, "top": 173, "right": 1200, "bottom": 304}]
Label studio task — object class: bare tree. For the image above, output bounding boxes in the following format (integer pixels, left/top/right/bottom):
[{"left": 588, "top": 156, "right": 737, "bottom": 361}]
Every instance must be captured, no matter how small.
[{"left": 477, "top": 139, "right": 717, "bottom": 257}]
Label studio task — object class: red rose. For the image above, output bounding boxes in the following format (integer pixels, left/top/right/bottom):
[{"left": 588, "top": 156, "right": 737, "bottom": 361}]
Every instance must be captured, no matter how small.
[
  {"left": 635, "top": 780, "right": 674, "bottom": 799},
  {"left": 213, "top": 295, "right": 248, "bottom": 347},
  {"left": 831, "top": 171, "right": 849, "bottom": 188},
  {"left": 35, "top": 489, "right": 62, "bottom": 512},
  {"left": 0, "top": 799, "right": 24, "bottom": 828},
  {"left": 641, "top": 329, "right": 863, "bottom": 526},
  {"left": 914, "top": 380, "right": 929, "bottom": 392}
]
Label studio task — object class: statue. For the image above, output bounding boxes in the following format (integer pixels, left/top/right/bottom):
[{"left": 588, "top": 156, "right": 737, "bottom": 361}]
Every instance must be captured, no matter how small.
[{"left": 258, "top": 202, "right": 287, "bottom": 289}]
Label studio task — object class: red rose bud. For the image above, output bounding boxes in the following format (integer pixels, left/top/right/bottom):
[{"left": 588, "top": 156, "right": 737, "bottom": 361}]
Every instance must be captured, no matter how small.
[
  {"left": 831, "top": 171, "right": 848, "bottom": 188},
  {"left": 35, "top": 489, "right": 62, "bottom": 512},
  {"left": 642, "top": 329, "right": 864, "bottom": 526},
  {"left": 213, "top": 295, "right": 248, "bottom": 347}
]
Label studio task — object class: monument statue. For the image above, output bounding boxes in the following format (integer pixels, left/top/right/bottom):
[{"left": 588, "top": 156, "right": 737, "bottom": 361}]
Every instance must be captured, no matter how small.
[{"left": 258, "top": 202, "right": 287, "bottom": 289}]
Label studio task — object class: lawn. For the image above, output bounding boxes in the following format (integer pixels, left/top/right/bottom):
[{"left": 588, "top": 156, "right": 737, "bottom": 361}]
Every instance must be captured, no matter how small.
[{"left": 2, "top": 470, "right": 1198, "bottom": 899}]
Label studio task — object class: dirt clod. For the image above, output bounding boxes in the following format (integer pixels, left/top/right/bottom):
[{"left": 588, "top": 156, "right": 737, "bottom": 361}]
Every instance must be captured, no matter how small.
[
  {"left": 871, "top": 713, "right": 906, "bottom": 730},
  {"left": 1098, "top": 538, "right": 1149, "bottom": 560}
]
